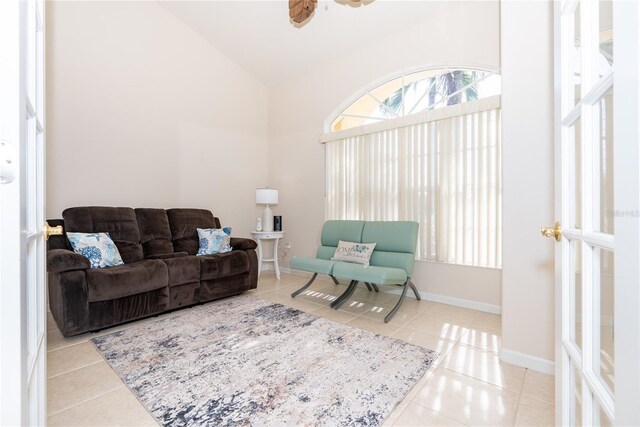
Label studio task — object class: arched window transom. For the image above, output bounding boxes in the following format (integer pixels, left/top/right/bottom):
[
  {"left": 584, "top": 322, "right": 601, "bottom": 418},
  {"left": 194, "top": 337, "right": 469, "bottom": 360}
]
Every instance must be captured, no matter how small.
[{"left": 331, "top": 68, "right": 501, "bottom": 132}]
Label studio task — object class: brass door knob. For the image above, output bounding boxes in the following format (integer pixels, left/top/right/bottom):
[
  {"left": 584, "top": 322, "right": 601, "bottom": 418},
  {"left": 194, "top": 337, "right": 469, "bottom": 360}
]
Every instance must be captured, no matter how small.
[
  {"left": 44, "top": 222, "right": 63, "bottom": 240},
  {"left": 540, "top": 221, "right": 562, "bottom": 242}
]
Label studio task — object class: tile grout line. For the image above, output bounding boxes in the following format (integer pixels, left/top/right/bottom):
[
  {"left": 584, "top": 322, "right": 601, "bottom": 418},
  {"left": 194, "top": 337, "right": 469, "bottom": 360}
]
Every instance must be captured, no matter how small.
[
  {"left": 47, "top": 359, "right": 104, "bottom": 380},
  {"left": 407, "top": 399, "right": 473, "bottom": 427},
  {"left": 47, "top": 385, "right": 126, "bottom": 417},
  {"left": 47, "top": 335, "right": 91, "bottom": 352},
  {"left": 439, "top": 366, "right": 524, "bottom": 396},
  {"left": 519, "top": 392, "right": 555, "bottom": 406},
  {"left": 47, "top": 339, "right": 90, "bottom": 354},
  {"left": 511, "top": 368, "right": 529, "bottom": 425}
]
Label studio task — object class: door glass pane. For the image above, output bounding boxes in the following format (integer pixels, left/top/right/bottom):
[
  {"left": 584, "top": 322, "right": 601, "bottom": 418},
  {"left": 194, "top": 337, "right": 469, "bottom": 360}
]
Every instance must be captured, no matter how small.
[
  {"left": 597, "top": 89, "right": 614, "bottom": 234},
  {"left": 574, "top": 364, "right": 583, "bottom": 425},
  {"left": 599, "top": 0, "right": 613, "bottom": 76},
  {"left": 573, "top": 118, "right": 582, "bottom": 229},
  {"left": 26, "top": 118, "right": 37, "bottom": 232},
  {"left": 26, "top": 239, "right": 37, "bottom": 362},
  {"left": 573, "top": 3, "right": 582, "bottom": 106},
  {"left": 597, "top": 247, "right": 615, "bottom": 394},
  {"left": 26, "top": 0, "right": 36, "bottom": 105},
  {"left": 574, "top": 241, "right": 583, "bottom": 350},
  {"left": 36, "top": 7, "right": 44, "bottom": 121},
  {"left": 600, "top": 405, "right": 614, "bottom": 427}
]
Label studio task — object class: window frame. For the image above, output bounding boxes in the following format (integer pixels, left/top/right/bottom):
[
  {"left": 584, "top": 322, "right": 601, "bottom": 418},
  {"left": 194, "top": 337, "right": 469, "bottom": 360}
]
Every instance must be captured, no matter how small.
[
  {"left": 323, "top": 65, "right": 502, "bottom": 269},
  {"left": 324, "top": 64, "right": 501, "bottom": 134}
]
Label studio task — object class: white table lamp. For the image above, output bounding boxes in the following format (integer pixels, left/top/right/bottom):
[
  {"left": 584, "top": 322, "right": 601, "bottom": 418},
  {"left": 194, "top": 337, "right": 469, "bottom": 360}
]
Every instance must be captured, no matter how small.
[{"left": 256, "top": 188, "right": 279, "bottom": 232}]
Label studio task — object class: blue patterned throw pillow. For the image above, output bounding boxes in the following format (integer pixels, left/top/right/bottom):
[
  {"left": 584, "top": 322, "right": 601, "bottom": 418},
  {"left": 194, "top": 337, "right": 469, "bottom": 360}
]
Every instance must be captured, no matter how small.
[
  {"left": 331, "top": 240, "right": 377, "bottom": 266},
  {"left": 197, "top": 227, "right": 232, "bottom": 256},
  {"left": 67, "top": 232, "right": 125, "bottom": 269}
]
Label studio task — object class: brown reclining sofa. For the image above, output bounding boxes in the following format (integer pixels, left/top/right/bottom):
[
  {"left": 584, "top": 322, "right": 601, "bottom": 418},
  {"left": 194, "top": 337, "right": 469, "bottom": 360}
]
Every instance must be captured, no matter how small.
[{"left": 47, "top": 206, "right": 258, "bottom": 337}]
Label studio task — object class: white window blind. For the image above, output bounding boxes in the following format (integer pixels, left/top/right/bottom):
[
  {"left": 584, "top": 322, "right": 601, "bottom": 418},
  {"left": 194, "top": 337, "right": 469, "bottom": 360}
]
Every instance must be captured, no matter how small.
[{"left": 324, "top": 96, "right": 502, "bottom": 268}]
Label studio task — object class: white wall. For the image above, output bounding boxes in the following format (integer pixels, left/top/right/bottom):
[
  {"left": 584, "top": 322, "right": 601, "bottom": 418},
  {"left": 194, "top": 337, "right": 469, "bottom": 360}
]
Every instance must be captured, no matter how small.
[
  {"left": 268, "top": 1, "right": 502, "bottom": 309},
  {"left": 46, "top": 1, "right": 268, "bottom": 236},
  {"left": 500, "top": 0, "right": 556, "bottom": 368}
]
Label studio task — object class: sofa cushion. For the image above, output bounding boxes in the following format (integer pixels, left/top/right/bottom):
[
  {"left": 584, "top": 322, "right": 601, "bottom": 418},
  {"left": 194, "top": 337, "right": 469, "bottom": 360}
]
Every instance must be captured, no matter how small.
[
  {"left": 135, "top": 208, "right": 174, "bottom": 257},
  {"left": 148, "top": 252, "right": 188, "bottom": 260},
  {"left": 290, "top": 256, "right": 336, "bottom": 275},
  {"left": 164, "top": 256, "right": 200, "bottom": 287},
  {"left": 332, "top": 262, "right": 407, "bottom": 286},
  {"left": 167, "top": 209, "right": 221, "bottom": 255},
  {"left": 85, "top": 260, "right": 168, "bottom": 302},
  {"left": 63, "top": 207, "right": 144, "bottom": 263},
  {"left": 169, "top": 282, "right": 199, "bottom": 309},
  {"left": 199, "top": 251, "right": 249, "bottom": 280}
]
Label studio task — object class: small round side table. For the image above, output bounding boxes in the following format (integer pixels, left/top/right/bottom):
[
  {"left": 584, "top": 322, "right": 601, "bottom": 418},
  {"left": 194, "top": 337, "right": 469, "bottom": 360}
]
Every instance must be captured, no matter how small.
[{"left": 250, "top": 231, "right": 285, "bottom": 280}]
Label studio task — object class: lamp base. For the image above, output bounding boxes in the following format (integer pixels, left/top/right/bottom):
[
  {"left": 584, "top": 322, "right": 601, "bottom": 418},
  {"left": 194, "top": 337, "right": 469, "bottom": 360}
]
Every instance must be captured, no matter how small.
[{"left": 262, "top": 205, "right": 274, "bottom": 232}]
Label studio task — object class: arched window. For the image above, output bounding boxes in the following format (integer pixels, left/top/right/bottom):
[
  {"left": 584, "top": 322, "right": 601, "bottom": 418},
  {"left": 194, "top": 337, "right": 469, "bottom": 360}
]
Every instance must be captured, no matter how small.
[
  {"left": 323, "top": 67, "right": 502, "bottom": 268},
  {"left": 330, "top": 67, "right": 500, "bottom": 132}
]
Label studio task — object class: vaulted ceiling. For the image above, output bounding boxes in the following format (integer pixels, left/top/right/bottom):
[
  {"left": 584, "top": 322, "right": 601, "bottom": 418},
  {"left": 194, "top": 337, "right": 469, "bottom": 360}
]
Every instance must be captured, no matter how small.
[{"left": 159, "top": 1, "right": 445, "bottom": 87}]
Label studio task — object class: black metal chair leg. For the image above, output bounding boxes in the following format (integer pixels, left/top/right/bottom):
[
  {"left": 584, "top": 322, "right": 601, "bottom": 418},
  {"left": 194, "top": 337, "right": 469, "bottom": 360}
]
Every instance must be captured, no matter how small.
[
  {"left": 330, "top": 280, "right": 356, "bottom": 308},
  {"left": 329, "top": 275, "right": 339, "bottom": 285},
  {"left": 329, "top": 280, "right": 354, "bottom": 308},
  {"left": 370, "top": 283, "right": 379, "bottom": 293},
  {"left": 408, "top": 280, "right": 421, "bottom": 300},
  {"left": 291, "top": 273, "right": 318, "bottom": 298},
  {"left": 384, "top": 280, "right": 409, "bottom": 323},
  {"left": 330, "top": 280, "right": 359, "bottom": 309},
  {"left": 364, "top": 282, "right": 372, "bottom": 291}
]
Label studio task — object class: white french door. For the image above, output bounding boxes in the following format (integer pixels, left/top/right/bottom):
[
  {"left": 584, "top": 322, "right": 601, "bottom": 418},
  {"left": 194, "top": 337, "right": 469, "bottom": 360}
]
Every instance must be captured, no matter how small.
[
  {"left": 0, "top": 0, "right": 48, "bottom": 425},
  {"left": 554, "top": 0, "right": 640, "bottom": 426}
]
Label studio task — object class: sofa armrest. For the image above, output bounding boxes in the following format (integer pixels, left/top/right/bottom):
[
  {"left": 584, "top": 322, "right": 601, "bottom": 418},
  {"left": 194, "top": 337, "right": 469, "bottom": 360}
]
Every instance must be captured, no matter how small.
[
  {"left": 48, "top": 269, "right": 89, "bottom": 337},
  {"left": 148, "top": 252, "right": 188, "bottom": 260},
  {"left": 47, "top": 249, "right": 90, "bottom": 273},
  {"left": 231, "top": 237, "right": 258, "bottom": 251}
]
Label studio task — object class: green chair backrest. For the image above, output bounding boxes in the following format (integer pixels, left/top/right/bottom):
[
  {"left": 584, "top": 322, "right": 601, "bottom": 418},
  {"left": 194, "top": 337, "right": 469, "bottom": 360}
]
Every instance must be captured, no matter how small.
[
  {"left": 363, "top": 221, "right": 419, "bottom": 277},
  {"left": 321, "top": 220, "right": 366, "bottom": 246},
  {"left": 316, "top": 220, "right": 365, "bottom": 260}
]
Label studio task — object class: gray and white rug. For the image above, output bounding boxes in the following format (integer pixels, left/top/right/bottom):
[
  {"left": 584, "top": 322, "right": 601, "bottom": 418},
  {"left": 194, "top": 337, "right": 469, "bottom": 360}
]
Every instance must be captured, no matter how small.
[{"left": 91, "top": 295, "right": 438, "bottom": 426}]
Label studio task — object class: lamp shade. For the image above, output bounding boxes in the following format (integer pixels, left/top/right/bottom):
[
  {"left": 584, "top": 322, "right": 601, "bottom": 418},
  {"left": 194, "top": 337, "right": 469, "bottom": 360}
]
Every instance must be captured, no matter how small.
[{"left": 256, "top": 188, "right": 279, "bottom": 205}]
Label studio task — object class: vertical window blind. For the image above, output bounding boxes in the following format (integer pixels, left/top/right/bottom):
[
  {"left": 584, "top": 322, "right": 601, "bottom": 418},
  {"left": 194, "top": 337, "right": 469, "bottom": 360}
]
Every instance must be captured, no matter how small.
[{"left": 323, "top": 96, "right": 502, "bottom": 268}]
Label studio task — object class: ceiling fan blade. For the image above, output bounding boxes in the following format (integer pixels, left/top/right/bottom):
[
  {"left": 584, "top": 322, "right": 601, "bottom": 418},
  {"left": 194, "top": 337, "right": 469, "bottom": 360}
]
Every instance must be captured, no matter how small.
[
  {"left": 289, "top": 0, "right": 317, "bottom": 24},
  {"left": 289, "top": 0, "right": 303, "bottom": 18}
]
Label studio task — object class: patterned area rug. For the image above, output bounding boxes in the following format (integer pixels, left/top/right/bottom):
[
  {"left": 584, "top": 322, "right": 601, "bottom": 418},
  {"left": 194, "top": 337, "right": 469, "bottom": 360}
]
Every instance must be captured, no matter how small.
[{"left": 92, "top": 295, "right": 438, "bottom": 426}]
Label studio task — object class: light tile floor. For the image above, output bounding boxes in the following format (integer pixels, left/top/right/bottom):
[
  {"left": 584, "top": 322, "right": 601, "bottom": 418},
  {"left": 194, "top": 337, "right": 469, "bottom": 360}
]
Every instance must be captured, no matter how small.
[{"left": 47, "top": 272, "right": 555, "bottom": 426}]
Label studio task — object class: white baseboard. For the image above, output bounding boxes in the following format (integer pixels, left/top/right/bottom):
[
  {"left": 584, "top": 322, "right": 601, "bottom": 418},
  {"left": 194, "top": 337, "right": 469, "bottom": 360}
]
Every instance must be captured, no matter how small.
[
  {"left": 276, "top": 267, "right": 501, "bottom": 314},
  {"left": 421, "top": 291, "right": 501, "bottom": 315},
  {"left": 500, "top": 348, "right": 555, "bottom": 375},
  {"left": 382, "top": 287, "right": 501, "bottom": 315},
  {"left": 277, "top": 266, "right": 301, "bottom": 276}
]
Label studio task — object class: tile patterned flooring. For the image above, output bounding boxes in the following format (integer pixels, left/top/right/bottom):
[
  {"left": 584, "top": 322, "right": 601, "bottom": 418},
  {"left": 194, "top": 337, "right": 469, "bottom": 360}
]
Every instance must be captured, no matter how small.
[{"left": 47, "top": 272, "right": 555, "bottom": 426}]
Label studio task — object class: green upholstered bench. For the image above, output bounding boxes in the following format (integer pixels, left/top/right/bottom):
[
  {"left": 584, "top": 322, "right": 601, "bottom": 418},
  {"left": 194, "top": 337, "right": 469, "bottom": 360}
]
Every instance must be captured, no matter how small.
[{"left": 290, "top": 220, "right": 421, "bottom": 323}]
